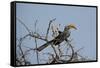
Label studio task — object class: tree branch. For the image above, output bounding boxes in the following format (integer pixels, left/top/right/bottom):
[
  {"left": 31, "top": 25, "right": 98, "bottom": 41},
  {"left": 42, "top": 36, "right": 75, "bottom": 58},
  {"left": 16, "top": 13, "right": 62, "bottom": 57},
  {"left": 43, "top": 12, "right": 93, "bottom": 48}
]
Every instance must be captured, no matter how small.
[
  {"left": 34, "top": 20, "right": 39, "bottom": 64},
  {"left": 46, "top": 18, "right": 56, "bottom": 39}
]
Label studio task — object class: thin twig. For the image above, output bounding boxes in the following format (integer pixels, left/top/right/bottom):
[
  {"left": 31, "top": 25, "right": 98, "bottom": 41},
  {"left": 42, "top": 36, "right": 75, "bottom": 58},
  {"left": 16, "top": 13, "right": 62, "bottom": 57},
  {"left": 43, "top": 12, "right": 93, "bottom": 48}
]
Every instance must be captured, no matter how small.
[
  {"left": 20, "top": 34, "right": 30, "bottom": 41},
  {"left": 17, "top": 34, "right": 30, "bottom": 65},
  {"left": 46, "top": 18, "right": 56, "bottom": 39},
  {"left": 17, "top": 17, "right": 31, "bottom": 33},
  {"left": 65, "top": 40, "right": 74, "bottom": 62},
  {"left": 76, "top": 47, "right": 84, "bottom": 53},
  {"left": 30, "top": 34, "right": 47, "bottom": 41},
  {"left": 34, "top": 20, "right": 39, "bottom": 64},
  {"left": 18, "top": 38, "right": 26, "bottom": 65},
  {"left": 51, "top": 44, "right": 58, "bottom": 58},
  {"left": 58, "top": 44, "right": 63, "bottom": 57}
]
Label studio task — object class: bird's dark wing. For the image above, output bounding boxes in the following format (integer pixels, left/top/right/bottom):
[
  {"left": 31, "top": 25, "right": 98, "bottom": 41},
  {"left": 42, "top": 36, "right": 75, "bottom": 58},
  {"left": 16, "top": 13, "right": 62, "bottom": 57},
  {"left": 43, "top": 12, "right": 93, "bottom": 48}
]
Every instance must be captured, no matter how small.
[
  {"left": 36, "top": 30, "right": 70, "bottom": 51},
  {"left": 52, "top": 32, "right": 65, "bottom": 45},
  {"left": 36, "top": 40, "right": 53, "bottom": 52},
  {"left": 58, "top": 31, "right": 62, "bottom": 34}
]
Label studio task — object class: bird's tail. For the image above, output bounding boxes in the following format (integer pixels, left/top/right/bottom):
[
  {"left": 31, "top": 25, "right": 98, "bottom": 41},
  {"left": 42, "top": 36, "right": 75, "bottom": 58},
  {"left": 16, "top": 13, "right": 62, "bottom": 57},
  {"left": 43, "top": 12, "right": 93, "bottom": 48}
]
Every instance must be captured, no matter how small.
[{"left": 36, "top": 40, "right": 53, "bottom": 52}]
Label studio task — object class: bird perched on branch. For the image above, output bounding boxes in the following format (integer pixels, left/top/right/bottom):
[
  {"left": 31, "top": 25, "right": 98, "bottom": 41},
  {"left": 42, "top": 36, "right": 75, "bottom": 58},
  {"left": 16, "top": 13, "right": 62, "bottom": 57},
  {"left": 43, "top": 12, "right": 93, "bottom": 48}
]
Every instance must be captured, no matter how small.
[{"left": 36, "top": 24, "right": 77, "bottom": 52}]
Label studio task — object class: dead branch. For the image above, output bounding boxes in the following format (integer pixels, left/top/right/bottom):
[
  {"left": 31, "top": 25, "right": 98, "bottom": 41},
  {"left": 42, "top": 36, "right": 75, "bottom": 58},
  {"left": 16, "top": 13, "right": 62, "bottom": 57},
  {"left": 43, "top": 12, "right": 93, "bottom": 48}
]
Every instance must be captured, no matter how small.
[
  {"left": 29, "top": 34, "right": 47, "bottom": 41},
  {"left": 34, "top": 20, "right": 39, "bottom": 64},
  {"left": 16, "top": 18, "right": 87, "bottom": 65},
  {"left": 64, "top": 39, "right": 74, "bottom": 62},
  {"left": 17, "top": 17, "right": 31, "bottom": 33},
  {"left": 17, "top": 37, "right": 26, "bottom": 65},
  {"left": 46, "top": 18, "right": 56, "bottom": 39},
  {"left": 58, "top": 44, "right": 63, "bottom": 57}
]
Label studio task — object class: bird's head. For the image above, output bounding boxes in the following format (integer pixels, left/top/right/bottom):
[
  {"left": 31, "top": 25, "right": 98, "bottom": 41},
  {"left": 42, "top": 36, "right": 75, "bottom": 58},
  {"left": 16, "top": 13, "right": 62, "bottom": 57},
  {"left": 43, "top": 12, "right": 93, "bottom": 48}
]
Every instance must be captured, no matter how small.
[{"left": 64, "top": 24, "right": 77, "bottom": 31}]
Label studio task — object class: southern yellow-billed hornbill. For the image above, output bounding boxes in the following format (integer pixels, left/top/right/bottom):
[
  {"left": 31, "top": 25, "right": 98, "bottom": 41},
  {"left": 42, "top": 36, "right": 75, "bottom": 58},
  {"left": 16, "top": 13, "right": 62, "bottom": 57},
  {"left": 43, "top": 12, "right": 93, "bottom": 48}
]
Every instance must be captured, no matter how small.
[{"left": 36, "top": 24, "right": 77, "bottom": 52}]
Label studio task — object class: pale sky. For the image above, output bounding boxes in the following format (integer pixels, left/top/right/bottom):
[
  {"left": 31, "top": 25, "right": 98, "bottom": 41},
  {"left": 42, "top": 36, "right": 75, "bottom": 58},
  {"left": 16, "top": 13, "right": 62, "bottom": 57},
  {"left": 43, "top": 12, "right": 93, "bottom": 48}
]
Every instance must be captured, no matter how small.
[{"left": 16, "top": 3, "right": 97, "bottom": 64}]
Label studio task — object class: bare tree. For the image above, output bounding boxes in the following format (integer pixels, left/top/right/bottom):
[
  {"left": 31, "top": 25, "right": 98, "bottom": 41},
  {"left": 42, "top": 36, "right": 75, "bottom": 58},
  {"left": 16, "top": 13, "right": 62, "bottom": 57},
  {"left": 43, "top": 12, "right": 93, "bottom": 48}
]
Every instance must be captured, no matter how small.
[{"left": 16, "top": 17, "right": 89, "bottom": 65}]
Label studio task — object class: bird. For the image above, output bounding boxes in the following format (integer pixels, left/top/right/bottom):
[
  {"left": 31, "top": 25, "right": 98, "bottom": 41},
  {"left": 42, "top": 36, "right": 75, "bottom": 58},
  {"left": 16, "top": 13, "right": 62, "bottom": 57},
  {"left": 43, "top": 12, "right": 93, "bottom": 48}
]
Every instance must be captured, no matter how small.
[{"left": 35, "top": 24, "right": 77, "bottom": 52}]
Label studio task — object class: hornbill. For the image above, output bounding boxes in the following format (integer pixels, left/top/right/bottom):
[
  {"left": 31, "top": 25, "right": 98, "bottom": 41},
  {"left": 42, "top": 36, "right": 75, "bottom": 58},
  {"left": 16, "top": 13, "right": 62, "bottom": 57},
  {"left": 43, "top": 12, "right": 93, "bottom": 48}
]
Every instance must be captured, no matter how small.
[{"left": 36, "top": 24, "right": 77, "bottom": 52}]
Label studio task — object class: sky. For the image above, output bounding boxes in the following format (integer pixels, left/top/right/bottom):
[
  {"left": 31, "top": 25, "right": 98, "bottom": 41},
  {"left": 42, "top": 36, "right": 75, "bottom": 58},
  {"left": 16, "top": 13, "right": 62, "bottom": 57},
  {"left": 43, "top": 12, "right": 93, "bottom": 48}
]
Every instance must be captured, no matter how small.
[{"left": 16, "top": 3, "right": 97, "bottom": 64}]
